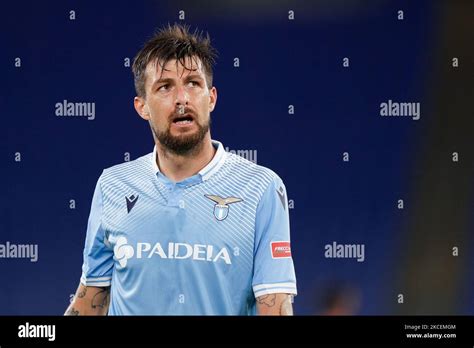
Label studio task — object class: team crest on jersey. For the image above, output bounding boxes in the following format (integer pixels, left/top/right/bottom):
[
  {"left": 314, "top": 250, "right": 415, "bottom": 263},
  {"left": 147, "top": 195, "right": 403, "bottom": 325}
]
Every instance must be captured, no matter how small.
[{"left": 205, "top": 195, "right": 243, "bottom": 221}]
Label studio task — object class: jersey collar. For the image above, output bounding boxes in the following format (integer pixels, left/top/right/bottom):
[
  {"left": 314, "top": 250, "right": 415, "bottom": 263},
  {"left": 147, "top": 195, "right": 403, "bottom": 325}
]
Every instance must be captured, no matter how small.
[{"left": 151, "top": 140, "right": 226, "bottom": 183}]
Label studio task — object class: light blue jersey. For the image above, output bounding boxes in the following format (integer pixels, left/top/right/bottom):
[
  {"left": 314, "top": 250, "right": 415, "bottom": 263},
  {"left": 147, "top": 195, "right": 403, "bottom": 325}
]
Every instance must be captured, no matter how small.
[{"left": 80, "top": 140, "right": 297, "bottom": 315}]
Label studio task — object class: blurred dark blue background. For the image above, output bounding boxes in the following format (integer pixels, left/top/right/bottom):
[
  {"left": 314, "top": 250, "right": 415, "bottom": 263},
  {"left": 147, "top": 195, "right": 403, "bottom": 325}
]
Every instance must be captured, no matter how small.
[{"left": 1, "top": 0, "right": 473, "bottom": 315}]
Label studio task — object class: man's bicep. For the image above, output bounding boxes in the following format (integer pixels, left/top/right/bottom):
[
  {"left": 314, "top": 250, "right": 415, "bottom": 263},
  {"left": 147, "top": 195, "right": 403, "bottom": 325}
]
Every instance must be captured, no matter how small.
[{"left": 256, "top": 293, "right": 294, "bottom": 316}]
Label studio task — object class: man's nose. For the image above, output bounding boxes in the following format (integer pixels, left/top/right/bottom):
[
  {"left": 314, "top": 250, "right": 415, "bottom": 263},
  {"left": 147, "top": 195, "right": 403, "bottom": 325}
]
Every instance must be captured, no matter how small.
[{"left": 174, "top": 85, "right": 189, "bottom": 106}]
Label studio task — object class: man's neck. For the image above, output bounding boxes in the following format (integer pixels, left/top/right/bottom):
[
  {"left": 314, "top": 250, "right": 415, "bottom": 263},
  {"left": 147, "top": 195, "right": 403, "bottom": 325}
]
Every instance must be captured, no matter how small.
[{"left": 155, "top": 135, "right": 216, "bottom": 183}]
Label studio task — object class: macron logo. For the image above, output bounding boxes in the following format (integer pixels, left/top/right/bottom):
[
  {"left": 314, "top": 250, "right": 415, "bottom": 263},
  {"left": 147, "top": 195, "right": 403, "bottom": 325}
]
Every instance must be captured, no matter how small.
[
  {"left": 113, "top": 237, "right": 232, "bottom": 268},
  {"left": 126, "top": 194, "right": 139, "bottom": 213}
]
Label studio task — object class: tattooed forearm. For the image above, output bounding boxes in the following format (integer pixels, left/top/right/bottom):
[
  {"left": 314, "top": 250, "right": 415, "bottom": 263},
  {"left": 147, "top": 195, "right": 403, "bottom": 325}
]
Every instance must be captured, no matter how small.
[
  {"left": 77, "top": 287, "right": 87, "bottom": 298},
  {"left": 257, "top": 294, "right": 294, "bottom": 315},
  {"left": 65, "top": 307, "right": 79, "bottom": 316},
  {"left": 91, "top": 287, "right": 110, "bottom": 309},
  {"left": 279, "top": 295, "right": 294, "bottom": 315},
  {"left": 257, "top": 294, "right": 276, "bottom": 307},
  {"left": 65, "top": 284, "right": 111, "bottom": 316}
]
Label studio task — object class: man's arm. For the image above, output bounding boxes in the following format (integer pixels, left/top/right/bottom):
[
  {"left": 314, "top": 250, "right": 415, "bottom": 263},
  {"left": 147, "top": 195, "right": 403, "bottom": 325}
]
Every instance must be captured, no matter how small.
[
  {"left": 256, "top": 293, "right": 294, "bottom": 315},
  {"left": 64, "top": 283, "right": 110, "bottom": 316}
]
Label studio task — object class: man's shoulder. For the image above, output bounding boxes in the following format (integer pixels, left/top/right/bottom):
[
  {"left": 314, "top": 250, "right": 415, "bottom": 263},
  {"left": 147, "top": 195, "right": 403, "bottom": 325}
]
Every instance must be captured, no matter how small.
[
  {"left": 224, "top": 152, "right": 283, "bottom": 188},
  {"left": 99, "top": 151, "right": 153, "bottom": 183}
]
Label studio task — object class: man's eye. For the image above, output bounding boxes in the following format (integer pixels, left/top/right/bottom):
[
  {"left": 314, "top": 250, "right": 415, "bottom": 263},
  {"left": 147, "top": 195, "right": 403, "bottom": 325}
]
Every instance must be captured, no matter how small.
[
  {"left": 188, "top": 81, "right": 199, "bottom": 87},
  {"left": 158, "top": 84, "right": 169, "bottom": 91}
]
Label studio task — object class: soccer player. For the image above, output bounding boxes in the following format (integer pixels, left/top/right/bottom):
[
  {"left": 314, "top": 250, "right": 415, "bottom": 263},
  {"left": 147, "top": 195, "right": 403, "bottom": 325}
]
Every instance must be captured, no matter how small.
[{"left": 65, "top": 24, "right": 297, "bottom": 315}]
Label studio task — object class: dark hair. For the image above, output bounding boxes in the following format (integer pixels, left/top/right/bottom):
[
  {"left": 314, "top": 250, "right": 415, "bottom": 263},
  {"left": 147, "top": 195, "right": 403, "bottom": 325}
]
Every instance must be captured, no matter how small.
[{"left": 132, "top": 23, "right": 218, "bottom": 98}]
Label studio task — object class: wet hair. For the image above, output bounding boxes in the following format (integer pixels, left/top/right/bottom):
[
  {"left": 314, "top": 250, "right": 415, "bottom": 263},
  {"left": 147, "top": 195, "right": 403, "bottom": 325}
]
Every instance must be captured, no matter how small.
[{"left": 132, "top": 23, "right": 218, "bottom": 98}]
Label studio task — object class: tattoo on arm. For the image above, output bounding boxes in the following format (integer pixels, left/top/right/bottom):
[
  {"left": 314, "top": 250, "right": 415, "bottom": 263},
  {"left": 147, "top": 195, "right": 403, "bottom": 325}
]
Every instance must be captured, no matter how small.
[
  {"left": 77, "top": 287, "right": 87, "bottom": 298},
  {"left": 65, "top": 307, "right": 79, "bottom": 316},
  {"left": 257, "top": 294, "right": 276, "bottom": 307},
  {"left": 257, "top": 294, "right": 294, "bottom": 315},
  {"left": 91, "top": 287, "right": 110, "bottom": 309}
]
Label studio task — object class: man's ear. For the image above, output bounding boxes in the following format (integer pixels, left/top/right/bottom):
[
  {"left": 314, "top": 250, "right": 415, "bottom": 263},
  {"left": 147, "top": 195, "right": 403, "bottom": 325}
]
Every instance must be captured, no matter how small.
[
  {"left": 209, "top": 87, "right": 217, "bottom": 112},
  {"left": 134, "top": 96, "right": 150, "bottom": 120}
]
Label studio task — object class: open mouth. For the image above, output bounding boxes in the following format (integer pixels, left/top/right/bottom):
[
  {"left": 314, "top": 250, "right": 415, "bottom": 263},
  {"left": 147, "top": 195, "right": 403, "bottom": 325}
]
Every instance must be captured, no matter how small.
[{"left": 172, "top": 114, "right": 194, "bottom": 125}]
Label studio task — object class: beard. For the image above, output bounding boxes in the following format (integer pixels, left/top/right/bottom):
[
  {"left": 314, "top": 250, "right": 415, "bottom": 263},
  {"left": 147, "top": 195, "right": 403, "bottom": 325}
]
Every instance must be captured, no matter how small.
[{"left": 151, "top": 116, "right": 210, "bottom": 156}]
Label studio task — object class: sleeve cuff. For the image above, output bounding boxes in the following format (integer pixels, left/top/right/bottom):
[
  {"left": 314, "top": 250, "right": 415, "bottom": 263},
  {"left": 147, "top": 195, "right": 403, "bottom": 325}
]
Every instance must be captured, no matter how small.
[
  {"left": 80, "top": 274, "right": 112, "bottom": 287},
  {"left": 253, "top": 282, "right": 297, "bottom": 298}
]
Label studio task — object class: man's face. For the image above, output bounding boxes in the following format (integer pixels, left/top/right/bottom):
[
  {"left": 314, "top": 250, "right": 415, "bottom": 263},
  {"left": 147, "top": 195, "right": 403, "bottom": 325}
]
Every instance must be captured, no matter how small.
[{"left": 134, "top": 56, "right": 217, "bottom": 156}]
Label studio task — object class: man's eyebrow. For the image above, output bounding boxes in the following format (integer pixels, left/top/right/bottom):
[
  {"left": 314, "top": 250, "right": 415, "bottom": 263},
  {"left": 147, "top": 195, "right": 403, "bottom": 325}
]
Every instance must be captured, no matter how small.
[
  {"left": 153, "top": 74, "right": 203, "bottom": 84},
  {"left": 152, "top": 77, "right": 174, "bottom": 86},
  {"left": 183, "top": 74, "right": 204, "bottom": 81}
]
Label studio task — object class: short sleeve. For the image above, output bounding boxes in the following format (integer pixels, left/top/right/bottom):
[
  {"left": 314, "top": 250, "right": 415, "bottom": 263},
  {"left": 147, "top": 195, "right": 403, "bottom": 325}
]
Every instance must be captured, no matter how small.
[
  {"left": 80, "top": 172, "right": 114, "bottom": 287},
  {"left": 252, "top": 175, "right": 297, "bottom": 298}
]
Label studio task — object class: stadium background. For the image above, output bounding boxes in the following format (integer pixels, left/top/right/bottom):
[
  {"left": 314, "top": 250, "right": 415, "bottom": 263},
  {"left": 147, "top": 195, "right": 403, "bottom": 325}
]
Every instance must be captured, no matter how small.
[{"left": 1, "top": 0, "right": 473, "bottom": 315}]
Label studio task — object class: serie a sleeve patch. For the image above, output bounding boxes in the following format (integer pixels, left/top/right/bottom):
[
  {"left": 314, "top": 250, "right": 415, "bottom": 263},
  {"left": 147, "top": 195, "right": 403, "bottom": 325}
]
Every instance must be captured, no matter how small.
[{"left": 271, "top": 241, "right": 292, "bottom": 258}]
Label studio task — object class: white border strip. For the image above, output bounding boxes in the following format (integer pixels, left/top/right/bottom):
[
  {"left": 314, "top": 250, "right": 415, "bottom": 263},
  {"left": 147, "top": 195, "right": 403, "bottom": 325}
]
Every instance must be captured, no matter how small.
[
  {"left": 253, "top": 282, "right": 296, "bottom": 291},
  {"left": 80, "top": 274, "right": 112, "bottom": 287},
  {"left": 253, "top": 283, "right": 297, "bottom": 298}
]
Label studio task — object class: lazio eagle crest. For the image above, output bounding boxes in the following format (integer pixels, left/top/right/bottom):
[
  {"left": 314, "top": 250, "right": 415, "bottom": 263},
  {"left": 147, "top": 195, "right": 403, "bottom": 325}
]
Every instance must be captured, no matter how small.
[{"left": 205, "top": 194, "right": 243, "bottom": 221}]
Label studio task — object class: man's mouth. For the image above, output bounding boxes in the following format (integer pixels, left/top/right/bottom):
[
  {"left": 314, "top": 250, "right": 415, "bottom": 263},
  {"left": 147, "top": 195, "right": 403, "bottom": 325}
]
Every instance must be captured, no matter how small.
[{"left": 171, "top": 114, "right": 195, "bottom": 126}]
